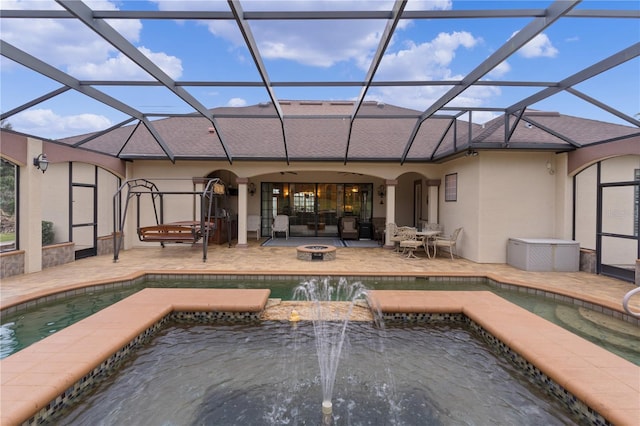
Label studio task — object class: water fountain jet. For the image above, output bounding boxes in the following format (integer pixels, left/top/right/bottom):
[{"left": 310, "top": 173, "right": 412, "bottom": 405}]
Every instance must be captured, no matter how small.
[{"left": 293, "top": 277, "right": 370, "bottom": 422}]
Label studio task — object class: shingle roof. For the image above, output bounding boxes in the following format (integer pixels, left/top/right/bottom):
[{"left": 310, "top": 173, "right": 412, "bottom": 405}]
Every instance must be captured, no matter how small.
[{"left": 58, "top": 101, "right": 638, "bottom": 162}]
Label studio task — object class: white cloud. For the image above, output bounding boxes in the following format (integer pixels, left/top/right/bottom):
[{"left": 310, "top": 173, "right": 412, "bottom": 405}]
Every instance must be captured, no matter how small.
[
  {"left": 227, "top": 98, "right": 247, "bottom": 107},
  {"left": 470, "top": 111, "right": 499, "bottom": 124},
  {"left": 513, "top": 32, "right": 559, "bottom": 58},
  {"left": 405, "top": 0, "right": 452, "bottom": 11},
  {"left": 366, "top": 31, "right": 485, "bottom": 111},
  {"left": 198, "top": 0, "right": 455, "bottom": 68},
  {"left": 487, "top": 60, "right": 511, "bottom": 79},
  {"left": 249, "top": 21, "right": 384, "bottom": 68},
  {"left": 10, "top": 109, "right": 112, "bottom": 139},
  {"left": 370, "top": 83, "right": 500, "bottom": 122},
  {"left": 68, "top": 47, "right": 183, "bottom": 80},
  {"left": 374, "top": 31, "right": 479, "bottom": 81},
  {"left": 361, "top": 30, "right": 506, "bottom": 123},
  {"left": 1, "top": 0, "right": 176, "bottom": 79}
]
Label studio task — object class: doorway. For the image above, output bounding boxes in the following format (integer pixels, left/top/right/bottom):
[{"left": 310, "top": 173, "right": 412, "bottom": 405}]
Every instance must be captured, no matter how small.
[
  {"left": 71, "top": 164, "right": 97, "bottom": 260},
  {"left": 263, "top": 182, "right": 373, "bottom": 238},
  {"left": 597, "top": 177, "right": 640, "bottom": 282}
]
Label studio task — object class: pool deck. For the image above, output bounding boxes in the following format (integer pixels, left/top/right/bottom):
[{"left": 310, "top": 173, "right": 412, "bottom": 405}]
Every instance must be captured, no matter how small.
[{"left": 1, "top": 241, "right": 639, "bottom": 425}]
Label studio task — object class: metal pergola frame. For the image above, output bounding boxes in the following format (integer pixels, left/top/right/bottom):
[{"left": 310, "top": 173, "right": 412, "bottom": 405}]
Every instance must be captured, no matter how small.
[{"left": 1, "top": 0, "right": 639, "bottom": 164}]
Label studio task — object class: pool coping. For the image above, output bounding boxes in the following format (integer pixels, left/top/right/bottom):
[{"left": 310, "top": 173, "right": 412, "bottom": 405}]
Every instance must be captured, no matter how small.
[
  {"left": 1, "top": 288, "right": 638, "bottom": 425},
  {"left": 2, "top": 271, "right": 638, "bottom": 326}
]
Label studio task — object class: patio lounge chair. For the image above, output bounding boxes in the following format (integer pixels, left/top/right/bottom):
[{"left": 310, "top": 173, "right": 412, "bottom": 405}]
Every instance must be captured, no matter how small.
[
  {"left": 247, "top": 215, "right": 261, "bottom": 240},
  {"left": 272, "top": 215, "right": 289, "bottom": 239},
  {"left": 432, "top": 227, "right": 462, "bottom": 260}
]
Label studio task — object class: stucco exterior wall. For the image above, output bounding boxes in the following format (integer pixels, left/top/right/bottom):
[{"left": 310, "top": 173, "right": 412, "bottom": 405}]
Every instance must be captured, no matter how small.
[
  {"left": 553, "top": 153, "right": 574, "bottom": 241},
  {"left": 124, "top": 160, "right": 439, "bottom": 250},
  {"left": 125, "top": 155, "right": 574, "bottom": 263},
  {"left": 480, "top": 152, "right": 561, "bottom": 263},
  {"left": 1, "top": 132, "right": 126, "bottom": 274},
  {"left": 21, "top": 138, "right": 44, "bottom": 273},
  {"left": 575, "top": 165, "right": 598, "bottom": 250},
  {"left": 6, "top": 130, "right": 634, "bottom": 271},
  {"left": 98, "top": 167, "right": 121, "bottom": 238},
  {"left": 437, "top": 156, "right": 478, "bottom": 261},
  {"left": 436, "top": 151, "right": 560, "bottom": 264}
]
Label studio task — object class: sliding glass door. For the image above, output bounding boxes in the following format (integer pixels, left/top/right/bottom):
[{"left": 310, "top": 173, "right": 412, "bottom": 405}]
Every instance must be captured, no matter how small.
[
  {"left": 263, "top": 182, "right": 373, "bottom": 238},
  {"left": 288, "top": 183, "right": 337, "bottom": 237}
]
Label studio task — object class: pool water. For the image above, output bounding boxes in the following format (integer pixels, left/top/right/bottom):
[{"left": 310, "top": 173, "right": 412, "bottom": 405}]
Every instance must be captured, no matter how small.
[
  {"left": 2, "top": 277, "right": 638, "bottom": 365},
  {"left": 57, "top": 322, "right": 580, "bottom": 425}
]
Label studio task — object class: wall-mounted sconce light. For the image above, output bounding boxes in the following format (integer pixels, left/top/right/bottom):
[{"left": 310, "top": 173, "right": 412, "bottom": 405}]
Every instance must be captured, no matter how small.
[
  {"left": 248, "top": 182, "right": 256, "bottom": 196},
  {"left": 377, "top": 184, "right": 385, "bottom": 204},
  {"left": 546, "top": 160, "right": 555, "bottom": 175},
  {"left": 33, "top": 153, "right": 49, "bottom": 173},
  {"left": 465, "top": 148, "right": 479, "bottom": 157}
]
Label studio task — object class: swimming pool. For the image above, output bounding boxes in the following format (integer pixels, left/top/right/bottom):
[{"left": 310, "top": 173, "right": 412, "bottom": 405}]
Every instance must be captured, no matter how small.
[
  {"left": 1, "top": 275, "right": 638, "bottom": 364},
  {"left": 57, "top": 322, "right": 579, "bottom": 425}
]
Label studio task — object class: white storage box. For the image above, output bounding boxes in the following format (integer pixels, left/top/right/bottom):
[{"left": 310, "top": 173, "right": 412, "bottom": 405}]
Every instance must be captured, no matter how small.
[{"left": 507, "top": 238, "right": 579, "bottom": 272}]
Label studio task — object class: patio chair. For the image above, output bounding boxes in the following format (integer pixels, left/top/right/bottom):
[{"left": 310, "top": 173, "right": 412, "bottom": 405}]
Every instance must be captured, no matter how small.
[
  {"left": 432, "top": 227, "right": 462, "bottom": 260},
  {"left": 388, "top": 223, "right": 413, "bottom": 252},
  {"left": 399, "top": 227, "right": 424, "bottom": 258},
  {"left": 339, "top": 216, "right": 359, "bottom": 240},
  {"left": 272, "top": 215, "right": 289, "bottom": 239},
  {"left": 386, "top": 223, "right": 399, "bottom": 251},
  {"left": 247, "top": 215, "right": 261, "bottom": 240}
]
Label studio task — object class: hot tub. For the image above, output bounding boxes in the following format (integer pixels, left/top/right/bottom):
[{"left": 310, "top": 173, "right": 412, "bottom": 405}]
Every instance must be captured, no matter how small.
[{"left": 507, "top": 238, "right": 579, "bottom": 272}]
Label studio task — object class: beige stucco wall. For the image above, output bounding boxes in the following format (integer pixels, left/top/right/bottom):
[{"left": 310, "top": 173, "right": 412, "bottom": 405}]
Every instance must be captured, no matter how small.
[
  {"left": 124, "top": 160, "right": 441, "bottom": 250},
  {"left": 8, "top": 133, "right": 634, "bottom": 267},
  {"left": 124, "top": 154, "right": 578, "bottom": 263},
  {"left": 437, "top": 151, "right": 563, "bottom": 263},
  {"left": 98, "top": 168, "right": 121, "bottom": 238},
  {"left": 575, "top": 165, "right": 598, "bottom": 249},
  {"left": 21, "top": 138, "right": 44, "bottom": 273},
  {"left": 5, "top": 129, "right": 638, "bottom": 275},
  {"left": 554, "top": 153, "right": 574, "bottom": 241},
  {"left": 438, "top": 154, "right": 479, "bottom": 262}
]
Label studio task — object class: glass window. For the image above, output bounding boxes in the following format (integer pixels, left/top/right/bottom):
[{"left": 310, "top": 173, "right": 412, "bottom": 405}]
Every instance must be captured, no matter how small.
[
  {"left": 0, "top": 158, "right": 18, "bottom": 252},
  {"left": 445, "top": 173, "right": 457, "bottom": 202}
]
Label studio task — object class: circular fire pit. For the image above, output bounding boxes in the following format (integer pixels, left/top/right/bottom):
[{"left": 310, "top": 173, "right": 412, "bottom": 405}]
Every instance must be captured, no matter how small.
[{"left": 296, "top": 245, "right": 336, "bottom": 261}]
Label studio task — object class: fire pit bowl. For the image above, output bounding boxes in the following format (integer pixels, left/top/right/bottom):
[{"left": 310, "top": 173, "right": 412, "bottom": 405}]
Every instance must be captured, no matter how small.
[{"left": 296, "top": 245, "right": 337, "bottom": 261}]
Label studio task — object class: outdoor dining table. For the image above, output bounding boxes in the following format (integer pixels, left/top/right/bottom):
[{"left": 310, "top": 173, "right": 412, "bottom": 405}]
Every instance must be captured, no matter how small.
[{"left": 416, "top": 229, "right": 441, "bottom": 258}]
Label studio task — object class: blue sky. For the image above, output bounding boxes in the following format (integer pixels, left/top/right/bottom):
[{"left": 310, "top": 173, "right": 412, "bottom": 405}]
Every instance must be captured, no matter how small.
[{"left": 1, "top": 0, "right": 638, "bottom": 139}]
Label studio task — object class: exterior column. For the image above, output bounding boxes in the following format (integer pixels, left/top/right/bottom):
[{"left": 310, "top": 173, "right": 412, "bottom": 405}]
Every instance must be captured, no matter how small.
[
  {"left": 384, "top": 179, "right": 397, "bottom": 249},
  {"left": 22, "top": 138, "right": 44, "bottom": 273},
  {"left": 235, "top": 177, "right": 249, "bottom": 248}
]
